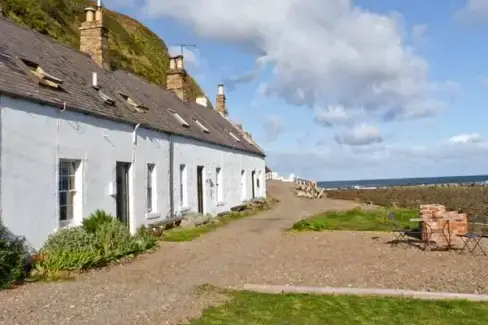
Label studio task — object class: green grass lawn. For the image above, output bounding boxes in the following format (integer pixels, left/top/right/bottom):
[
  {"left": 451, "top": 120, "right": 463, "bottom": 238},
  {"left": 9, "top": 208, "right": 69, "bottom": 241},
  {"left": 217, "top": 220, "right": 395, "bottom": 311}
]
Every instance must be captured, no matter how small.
[
  {"left": 292, "top": 208, "right": 419, "bottom": 232},
  {"left": 187, "top": 291, "right": 488, "bottom": 325},
  {"left": 162, "top": 210, "right": 257, "bottom": 242}
]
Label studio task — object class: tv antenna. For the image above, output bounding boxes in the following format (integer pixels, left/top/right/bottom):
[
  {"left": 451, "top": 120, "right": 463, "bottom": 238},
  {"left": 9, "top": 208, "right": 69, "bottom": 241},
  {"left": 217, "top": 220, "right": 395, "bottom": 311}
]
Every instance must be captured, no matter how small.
[{"left": 175, "top": 44, "right": 196, "bottom": 56}]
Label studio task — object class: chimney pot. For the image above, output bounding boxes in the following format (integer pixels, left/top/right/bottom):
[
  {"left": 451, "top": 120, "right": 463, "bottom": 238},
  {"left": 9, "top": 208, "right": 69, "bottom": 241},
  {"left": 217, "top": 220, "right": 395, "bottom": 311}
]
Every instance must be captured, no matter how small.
[
  {"left": 218, "top": 84, "right": 224, "bottom": 95},
  {"left": 97, "top": 0, "right": 102, "bottom": 8},
  {"left": 85, "top": 7, "right": 96, "bottom": 22},
  {"left": 175, "top": 55, "right": 184, "bottom": 69},
  {"left": 169, "top": 58, "right": 176, "bottom": 70},
  {"left": 95, "top": 6, "right": 103, "bottom": 22}
]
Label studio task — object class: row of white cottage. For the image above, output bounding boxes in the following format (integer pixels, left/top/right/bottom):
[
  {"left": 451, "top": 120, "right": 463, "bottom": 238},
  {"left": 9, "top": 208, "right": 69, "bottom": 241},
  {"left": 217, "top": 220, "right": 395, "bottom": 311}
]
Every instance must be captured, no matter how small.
[
  {"left": 0, "top": 94, "right": 266, "bottom": 250},
  {"left": 0, "top": 8, "right": 266, "bottom": 249}
]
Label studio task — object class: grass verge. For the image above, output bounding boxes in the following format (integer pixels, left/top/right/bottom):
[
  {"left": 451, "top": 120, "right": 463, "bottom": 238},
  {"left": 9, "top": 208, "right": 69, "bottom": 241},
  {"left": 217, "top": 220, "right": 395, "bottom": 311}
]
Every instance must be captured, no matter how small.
[
  {"left": 187, "top": 290, "right": 488, "bottom": 325},
  {"left": 292, "top": 207, "right": 418, "bottom": 232},
  {"left": 162, "top": 200, "right": 277, "bottom": 242}
]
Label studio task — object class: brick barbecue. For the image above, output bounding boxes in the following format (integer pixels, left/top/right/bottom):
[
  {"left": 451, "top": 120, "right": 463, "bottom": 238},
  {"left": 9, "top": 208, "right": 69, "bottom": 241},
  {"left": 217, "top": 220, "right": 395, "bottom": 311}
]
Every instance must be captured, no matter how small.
[{"left": 420, "top": 204, "right": 468, "bottom": 248}]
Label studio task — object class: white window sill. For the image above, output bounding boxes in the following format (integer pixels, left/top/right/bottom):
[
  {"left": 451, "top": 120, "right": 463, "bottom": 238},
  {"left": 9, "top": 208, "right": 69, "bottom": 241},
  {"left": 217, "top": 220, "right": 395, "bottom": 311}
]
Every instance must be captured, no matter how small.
[
  {"left": 55, "top": 221, "right": 76, "bottom": 232},
  {"left": 145, "top": 212, "right": 161, "bottom": 220}
]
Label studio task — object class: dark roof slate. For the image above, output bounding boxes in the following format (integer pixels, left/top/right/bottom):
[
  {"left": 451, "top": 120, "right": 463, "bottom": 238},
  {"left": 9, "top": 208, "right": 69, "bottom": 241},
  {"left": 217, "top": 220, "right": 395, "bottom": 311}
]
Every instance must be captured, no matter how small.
[{"left": 0, "top": 17, "right": 264, "bottom": 157}]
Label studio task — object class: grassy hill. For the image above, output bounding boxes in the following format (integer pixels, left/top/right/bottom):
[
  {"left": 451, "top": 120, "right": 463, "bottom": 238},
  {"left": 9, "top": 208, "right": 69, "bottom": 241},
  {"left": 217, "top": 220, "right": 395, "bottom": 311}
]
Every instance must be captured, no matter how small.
[{"left": 0, "top": 0, "right": 210, "bottom": 106}]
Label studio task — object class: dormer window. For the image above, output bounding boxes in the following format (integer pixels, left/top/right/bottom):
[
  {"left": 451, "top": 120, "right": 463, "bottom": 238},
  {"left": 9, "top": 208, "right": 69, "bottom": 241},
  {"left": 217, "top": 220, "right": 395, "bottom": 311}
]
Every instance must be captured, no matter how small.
[
  {"left": 193, "top": 118, "right": 209, "bottom": 133},
  {"left": 20, "top": 58, "right": 64, "bottom": 90},
  {"left": 119, "top": 92, "right": 149, "bottom": 112},
  {"left": 229, "top": 132, "right": 241, "bottom": 142},
  {"left": 168, "top": 109, "right": 190, "bottom": 128}
]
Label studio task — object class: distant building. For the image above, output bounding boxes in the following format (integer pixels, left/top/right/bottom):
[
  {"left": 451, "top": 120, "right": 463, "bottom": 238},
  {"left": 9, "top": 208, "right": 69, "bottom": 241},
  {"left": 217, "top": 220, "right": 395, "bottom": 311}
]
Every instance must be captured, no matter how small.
[{"left": 0, "top": 5, "right": 266, "bottom": 249}]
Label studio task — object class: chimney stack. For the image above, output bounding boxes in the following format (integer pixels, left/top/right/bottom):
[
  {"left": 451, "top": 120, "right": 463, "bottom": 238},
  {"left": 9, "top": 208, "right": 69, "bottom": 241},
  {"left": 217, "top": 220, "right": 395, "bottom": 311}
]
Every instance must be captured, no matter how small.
[
  {"left": 166, "top": 55, "right": 187, "bottom": 101},
  {"left": 216, "top": 84, "right": 228, "bottom": 116},
  {"left": 79, "top": 2, "right": 110, "bottom": 70}
]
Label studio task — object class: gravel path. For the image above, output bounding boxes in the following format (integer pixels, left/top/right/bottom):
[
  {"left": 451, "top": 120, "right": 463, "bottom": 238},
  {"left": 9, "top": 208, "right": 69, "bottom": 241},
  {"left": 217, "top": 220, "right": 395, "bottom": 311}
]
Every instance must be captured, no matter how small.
[{"left": 2, "top": 181, "right": 488, "bottom": 325}]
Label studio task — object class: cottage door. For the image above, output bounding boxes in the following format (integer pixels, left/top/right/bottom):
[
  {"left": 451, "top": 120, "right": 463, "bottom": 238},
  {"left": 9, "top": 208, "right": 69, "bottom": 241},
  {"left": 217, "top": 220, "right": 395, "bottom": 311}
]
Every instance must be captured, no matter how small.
[
  {"left": 116, "top": 162, "right": 131, "bottom": 226},
  {"left": 197, "top": 166, "right": 204, "bottom": 214}
]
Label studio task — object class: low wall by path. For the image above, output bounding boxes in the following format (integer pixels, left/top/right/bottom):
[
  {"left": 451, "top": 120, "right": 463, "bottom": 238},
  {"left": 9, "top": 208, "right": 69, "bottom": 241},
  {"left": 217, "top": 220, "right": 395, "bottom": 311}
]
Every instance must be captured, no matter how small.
[{"left": 241, "top": 284, "right": 488, "bottom": 302}]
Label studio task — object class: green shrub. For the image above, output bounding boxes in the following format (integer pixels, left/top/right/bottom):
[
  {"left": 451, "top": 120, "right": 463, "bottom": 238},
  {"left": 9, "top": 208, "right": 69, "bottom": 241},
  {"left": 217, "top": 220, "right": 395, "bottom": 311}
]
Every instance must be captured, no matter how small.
[
  {"left": 134, "top": 226, "right": 157, "bottom": 251},
  {"left": 40, "top": 227, "right": 103, "bottom": 272},
  {"left": 0, "top": 219, "right": 28, "bottom": 289},
  {"left": 94, "top": 220, "right": 140, "bottom": 261},
  {"left": 82, "top": 210, "right": 114, "bottom": 234},
  {"left": 38, "top": 216, "right": 157, "bottom": 273}
]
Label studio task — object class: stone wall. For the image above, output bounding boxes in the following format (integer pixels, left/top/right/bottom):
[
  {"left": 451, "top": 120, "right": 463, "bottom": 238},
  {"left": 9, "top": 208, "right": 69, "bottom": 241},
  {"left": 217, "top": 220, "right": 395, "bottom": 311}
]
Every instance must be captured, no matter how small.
[
  {"left": 420, "top": 204, "right": 468, "bottom": 247},
  {"left": 166, "top": 71, "right": 186, "bottom": 101}
]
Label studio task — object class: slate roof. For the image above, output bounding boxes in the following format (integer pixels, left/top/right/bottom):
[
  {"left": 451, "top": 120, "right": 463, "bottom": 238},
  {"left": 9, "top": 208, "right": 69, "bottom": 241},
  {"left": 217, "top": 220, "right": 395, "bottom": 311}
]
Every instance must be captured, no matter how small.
[{"left": 0, "top": 17, "right": 265, "bottom": 157}]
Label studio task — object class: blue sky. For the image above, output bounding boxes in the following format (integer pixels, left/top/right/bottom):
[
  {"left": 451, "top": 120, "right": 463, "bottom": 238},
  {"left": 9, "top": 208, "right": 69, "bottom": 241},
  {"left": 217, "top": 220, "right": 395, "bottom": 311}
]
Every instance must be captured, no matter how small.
[{"left": 107, "top": 0, "right": 488, "bottom": 181}]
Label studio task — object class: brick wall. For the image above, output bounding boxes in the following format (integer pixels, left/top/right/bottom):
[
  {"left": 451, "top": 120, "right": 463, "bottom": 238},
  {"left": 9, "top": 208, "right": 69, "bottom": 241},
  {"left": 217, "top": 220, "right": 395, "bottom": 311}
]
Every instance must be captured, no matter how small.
[
  {"left": 216, "top": 94, "right": 227, "bottom": 116},
  {"left": 420, "top": 204, "right": 468, "bottom": 247}
]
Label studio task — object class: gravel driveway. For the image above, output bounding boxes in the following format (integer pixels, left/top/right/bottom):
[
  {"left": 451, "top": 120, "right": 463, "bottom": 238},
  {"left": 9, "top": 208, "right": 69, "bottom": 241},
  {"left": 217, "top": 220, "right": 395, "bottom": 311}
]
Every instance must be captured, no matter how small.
[{"left": 2, "top": 181, "right": 488, "bottom": 325}]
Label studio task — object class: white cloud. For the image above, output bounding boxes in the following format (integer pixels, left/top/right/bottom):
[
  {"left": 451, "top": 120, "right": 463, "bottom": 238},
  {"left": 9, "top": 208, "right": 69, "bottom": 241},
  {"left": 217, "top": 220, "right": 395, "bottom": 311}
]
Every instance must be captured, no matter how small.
[
  {"left": 264, "top": 115, "right": 284, "bottom": 141},
  {"left": 140, "top": 0, "right": 444, "bottom": 122},
  {"left": 455, "top": 0, "right": 488, "bottom": 23},
  {"left": 412, "top": 24, "right": 427, "bottom": 44},
  {"left": 335, "top": 124, "right": 383, "bottom": 146},
  {"left": 168, "top": 46, "right": 200, "bottom": 68},
  {"left": 267, "top": 133, "right": 488, "bottom": 180},
  {"left": 448, "top": 133, "right": 484, "bottom": 144},
  {"left": 314, "top": 105, "right": 359, "bottom": 127}
]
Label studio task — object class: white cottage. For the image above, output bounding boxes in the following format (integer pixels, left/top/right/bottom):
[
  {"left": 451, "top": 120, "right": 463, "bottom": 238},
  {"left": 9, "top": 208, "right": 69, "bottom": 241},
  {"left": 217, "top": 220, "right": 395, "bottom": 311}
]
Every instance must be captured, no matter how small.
[{"left": 0, "top": 5, "right": 266, "bottom": 249}]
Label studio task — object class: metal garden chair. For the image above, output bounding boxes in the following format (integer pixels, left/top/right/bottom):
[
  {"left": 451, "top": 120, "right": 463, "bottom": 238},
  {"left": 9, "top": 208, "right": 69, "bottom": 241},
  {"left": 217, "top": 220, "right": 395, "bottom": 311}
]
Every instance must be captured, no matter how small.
[
  {"left": 457, "top": 215, "right": 488, "bottom": 256},
  {"left": 387, "top": 212, "right": 424, "bottom": 249}
]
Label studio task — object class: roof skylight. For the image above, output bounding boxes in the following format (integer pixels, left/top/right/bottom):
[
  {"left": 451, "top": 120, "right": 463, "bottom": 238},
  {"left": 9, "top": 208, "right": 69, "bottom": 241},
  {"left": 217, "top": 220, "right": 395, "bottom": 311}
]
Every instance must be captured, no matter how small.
[
  {"left": 242, "top": 133, "right": 255, "bottom": 145},
  {"left": 168, "top": 109, "right": 190, "bottom": 128},
  {"left": 21, "top": 58, "right": 64, "bottom": 90},
  {"left": 193, "top": 118, "right": 210, "bottom": 133},
  {"left": 97, "top": 89, "right": 115, "bottom": 106},
  {"left": 119, "top": 92, "right": 149, "bottom": 112},
  {"left": 229, "top": 132, "right": 241, "bottom": 142}
]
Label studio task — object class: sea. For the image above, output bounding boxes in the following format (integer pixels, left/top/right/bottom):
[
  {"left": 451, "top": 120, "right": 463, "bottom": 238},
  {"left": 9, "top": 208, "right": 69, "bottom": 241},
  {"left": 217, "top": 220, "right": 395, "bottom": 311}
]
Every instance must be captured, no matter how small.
[{"left": 317, "top": 175, "right": 488, "bottom": 190}]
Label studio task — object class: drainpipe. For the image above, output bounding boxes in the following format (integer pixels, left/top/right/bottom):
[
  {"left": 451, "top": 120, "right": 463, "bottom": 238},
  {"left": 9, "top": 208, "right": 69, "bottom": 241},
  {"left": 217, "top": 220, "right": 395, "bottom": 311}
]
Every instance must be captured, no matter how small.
[
  {"left": 132, "top": 123, "right": 140, "bottom": 163},
  {"left": 130, "top": 123, "right": 140, "bottom": 233},
  {"left": 169, "top": 134, "right": 175, "bottom": 218}
]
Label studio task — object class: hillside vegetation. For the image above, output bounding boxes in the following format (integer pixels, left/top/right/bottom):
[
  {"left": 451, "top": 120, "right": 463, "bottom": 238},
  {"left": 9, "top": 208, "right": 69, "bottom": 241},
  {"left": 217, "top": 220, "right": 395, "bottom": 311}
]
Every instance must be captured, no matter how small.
[
  {"left": 326, "top": 187, "right": 488, "bottom": 216},
  {"left": 0, "top": 0, "right": 209, "bottom": 105}
]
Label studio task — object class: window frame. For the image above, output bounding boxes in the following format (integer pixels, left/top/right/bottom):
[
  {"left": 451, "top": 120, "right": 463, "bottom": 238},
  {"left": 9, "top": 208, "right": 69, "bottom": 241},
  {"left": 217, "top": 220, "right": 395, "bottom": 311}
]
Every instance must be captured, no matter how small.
[
  {"left": 58, "top": 159, "right": 81, "bottom": 227},
  {"left": 146, "top": 164, "right": 156, "bottom": 213},
  {"left": 179, "top": 164, "right": 188, "bottom": 208}
]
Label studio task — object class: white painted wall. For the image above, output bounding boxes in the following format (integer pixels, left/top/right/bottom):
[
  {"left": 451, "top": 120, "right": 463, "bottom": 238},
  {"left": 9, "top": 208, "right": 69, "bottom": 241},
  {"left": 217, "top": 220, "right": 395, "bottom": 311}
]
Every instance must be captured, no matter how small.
[
  {"left": 0, "top": 95, "right": 266, "bottom": 249},
  {"left": 171, "top": 136, "right": 266, "bottom": 217}
]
